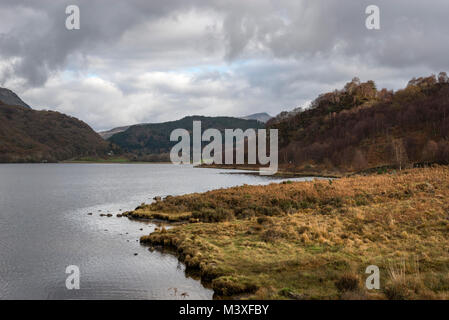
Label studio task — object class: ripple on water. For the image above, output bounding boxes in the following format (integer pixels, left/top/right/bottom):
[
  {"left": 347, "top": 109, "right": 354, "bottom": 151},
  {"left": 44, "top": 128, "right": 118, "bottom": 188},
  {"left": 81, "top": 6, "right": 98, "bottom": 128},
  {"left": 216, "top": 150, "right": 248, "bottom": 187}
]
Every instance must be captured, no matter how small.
[{"left": 0, "top": 163, "right": 298, "bottom": 299}]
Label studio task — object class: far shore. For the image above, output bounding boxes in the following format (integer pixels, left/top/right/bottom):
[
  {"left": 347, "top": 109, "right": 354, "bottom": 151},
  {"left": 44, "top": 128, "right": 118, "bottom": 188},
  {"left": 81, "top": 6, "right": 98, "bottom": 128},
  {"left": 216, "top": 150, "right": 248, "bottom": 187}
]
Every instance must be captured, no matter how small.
[
  {"left": 61, "top": 160, "right": 172, "bottom": 164},
  {"left": 197, "top": 163, "right": 343, "bottom": 178}
]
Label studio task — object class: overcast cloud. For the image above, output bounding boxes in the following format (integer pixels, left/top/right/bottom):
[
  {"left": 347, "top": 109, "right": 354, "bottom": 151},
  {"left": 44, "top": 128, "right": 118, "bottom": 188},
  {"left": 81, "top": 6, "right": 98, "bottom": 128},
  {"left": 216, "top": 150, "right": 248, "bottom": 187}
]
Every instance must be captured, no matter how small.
[{"left": 0, "top": 0, "right": 448, "bottom": 131}]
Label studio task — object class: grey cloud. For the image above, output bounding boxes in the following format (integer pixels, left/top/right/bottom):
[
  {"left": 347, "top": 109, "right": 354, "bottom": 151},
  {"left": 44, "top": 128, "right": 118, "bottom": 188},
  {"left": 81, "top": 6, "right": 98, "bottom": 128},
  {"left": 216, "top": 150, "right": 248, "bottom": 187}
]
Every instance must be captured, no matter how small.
[
  {"left": 219, "top": 0, "right": 449, "bottom": 71},
  {"left": 0, "top": 0, "right": 199, "bottom": 86},
  {"left": 2, "top": 0, "right": 448, "bottom": 87},
  {"left": 0, "top": 0, "right": 448, "bottom": 130}
]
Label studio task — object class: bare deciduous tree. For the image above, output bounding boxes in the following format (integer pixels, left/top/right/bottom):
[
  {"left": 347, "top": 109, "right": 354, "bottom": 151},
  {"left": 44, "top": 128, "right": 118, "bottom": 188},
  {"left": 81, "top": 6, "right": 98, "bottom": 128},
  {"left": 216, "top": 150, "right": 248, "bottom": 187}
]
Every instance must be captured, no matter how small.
[{"left": 391, "top": 139, "right": 408, "bottom": 170}]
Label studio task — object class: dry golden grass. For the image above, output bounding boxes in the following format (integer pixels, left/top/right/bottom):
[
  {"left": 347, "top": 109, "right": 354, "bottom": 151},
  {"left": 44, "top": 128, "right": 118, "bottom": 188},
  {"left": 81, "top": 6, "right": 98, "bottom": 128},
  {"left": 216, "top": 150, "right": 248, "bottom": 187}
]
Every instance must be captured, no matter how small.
[{"left": 130, "top": 166, "right": 449, "bottom": 299}]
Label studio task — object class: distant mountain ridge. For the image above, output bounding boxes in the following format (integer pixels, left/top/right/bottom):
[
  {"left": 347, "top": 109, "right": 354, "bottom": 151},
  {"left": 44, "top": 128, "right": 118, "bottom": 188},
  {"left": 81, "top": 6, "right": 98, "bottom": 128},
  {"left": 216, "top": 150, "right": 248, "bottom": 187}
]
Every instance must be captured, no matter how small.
[
  {"left": 99, "top": 112, "right": 272, "bottom": 139},
  {"left": 0, "top": 87, "right": 31, "bottom": 108},
  {"left": 241, "top": 112, "right": 272, "bottom": 123},
  {"left": 108, "top": 115, "right": 265, "bottom": 161},
  {"left": 99, "top": 125, "right": 131, "bottom": 139},
  {"left": 0, "top": 89, "right": 109, "bottom": 163}
]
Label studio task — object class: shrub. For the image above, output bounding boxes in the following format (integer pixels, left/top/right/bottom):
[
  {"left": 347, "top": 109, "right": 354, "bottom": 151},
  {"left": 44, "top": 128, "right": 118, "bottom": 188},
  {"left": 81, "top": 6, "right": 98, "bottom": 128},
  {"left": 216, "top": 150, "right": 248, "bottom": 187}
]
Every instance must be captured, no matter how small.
[
  {"left": 279, "top": 199, "right": 296, "bottom": 212},
  {"left": 256, "top": 216, "right": 273, "bottom": 224},
  {"left": 192, "top": 208, "right": 235, "bottom": 222},
  {"left": 260, "top": 228, "right": 286, "bottom": 242},
  {"left": 384, "top": 282, "right": 410, "bottom": 300},
  {"left": 299, "top": 197, "right": 317, "bottom": 209},
  {"left": 256, "top": 206, "right": 282, "bottom": 216},
  {"left": 236, "top": 208, "right": 256, "bottom": 219},
  {"left": 335, "top": 273, "right": 360, "bottom": 292},
  {"left": 212, "top": 276, "right": 258, "bottom": 296}
]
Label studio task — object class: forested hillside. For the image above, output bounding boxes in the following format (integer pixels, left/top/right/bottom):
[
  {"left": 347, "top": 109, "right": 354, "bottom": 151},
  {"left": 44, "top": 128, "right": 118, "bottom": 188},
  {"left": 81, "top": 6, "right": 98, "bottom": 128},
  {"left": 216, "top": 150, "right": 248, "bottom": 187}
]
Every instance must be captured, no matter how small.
[
  {"left": 0, "top": 100, "right": 109, "bottom": 163},
  {"left": 267, "top": 73, "right": 449, "bottom": 173}
]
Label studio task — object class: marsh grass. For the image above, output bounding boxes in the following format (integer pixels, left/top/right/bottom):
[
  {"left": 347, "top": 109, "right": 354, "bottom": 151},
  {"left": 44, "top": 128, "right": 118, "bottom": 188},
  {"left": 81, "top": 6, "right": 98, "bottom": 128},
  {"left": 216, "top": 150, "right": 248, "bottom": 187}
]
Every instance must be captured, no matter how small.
[{"left": 131, "top": 166, "right": 449, "bottom": 299}]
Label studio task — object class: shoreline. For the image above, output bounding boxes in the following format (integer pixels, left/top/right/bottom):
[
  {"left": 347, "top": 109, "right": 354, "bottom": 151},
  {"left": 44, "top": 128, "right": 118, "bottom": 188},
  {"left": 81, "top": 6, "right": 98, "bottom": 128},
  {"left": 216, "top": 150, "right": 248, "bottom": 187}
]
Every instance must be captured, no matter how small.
[
  {"left": 0, "top": 160, "right": 172, "bottom": 165},
  {"left": 197, "top": 164, "right": 343, "bottom": 178},
  {"left": 123, "top": 166, "right": 449, "bottom": 299},
  {"left": 1, "top": 159, "right": 383, "bottom": 181},
  {"left": 61, "top": 160, "right": 172, "bottom": 164}
]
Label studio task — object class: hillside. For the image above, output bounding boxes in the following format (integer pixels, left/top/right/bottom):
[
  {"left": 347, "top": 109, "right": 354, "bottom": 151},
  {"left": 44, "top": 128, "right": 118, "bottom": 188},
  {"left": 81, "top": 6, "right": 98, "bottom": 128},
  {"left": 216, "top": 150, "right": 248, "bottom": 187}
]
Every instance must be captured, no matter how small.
[
  {"left": 108, "top": 115, "right": 265, "bottom": 161},
  {"left": 267, "top": 73, "right": 449, "bottom": 173},
  {"left": 0, "top": 95, "right": 109, "bottom": 163}
]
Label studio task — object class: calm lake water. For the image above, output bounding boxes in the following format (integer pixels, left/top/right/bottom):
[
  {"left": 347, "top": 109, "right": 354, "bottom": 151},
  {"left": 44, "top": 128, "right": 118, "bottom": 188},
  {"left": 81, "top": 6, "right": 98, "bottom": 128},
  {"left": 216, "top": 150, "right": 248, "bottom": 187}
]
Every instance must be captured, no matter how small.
[{"left": 0, "top": 163, "right": 312, "bottom": 300}]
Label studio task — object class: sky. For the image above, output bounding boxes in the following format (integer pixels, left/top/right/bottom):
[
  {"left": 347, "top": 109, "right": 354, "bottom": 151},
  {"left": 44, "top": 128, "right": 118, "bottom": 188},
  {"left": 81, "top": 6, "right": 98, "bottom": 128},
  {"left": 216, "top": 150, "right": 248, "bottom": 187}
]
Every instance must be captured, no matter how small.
[{"left": 0, "top": 0, "right": 448, "bottom": 131}]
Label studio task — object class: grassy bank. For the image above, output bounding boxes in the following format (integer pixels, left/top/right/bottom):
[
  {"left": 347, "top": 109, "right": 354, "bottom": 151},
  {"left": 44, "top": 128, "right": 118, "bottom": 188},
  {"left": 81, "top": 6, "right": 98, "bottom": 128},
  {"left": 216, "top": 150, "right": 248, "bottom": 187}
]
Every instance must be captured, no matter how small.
[{"left": 125, "top": 166, "right": 449, "bottom": 299}]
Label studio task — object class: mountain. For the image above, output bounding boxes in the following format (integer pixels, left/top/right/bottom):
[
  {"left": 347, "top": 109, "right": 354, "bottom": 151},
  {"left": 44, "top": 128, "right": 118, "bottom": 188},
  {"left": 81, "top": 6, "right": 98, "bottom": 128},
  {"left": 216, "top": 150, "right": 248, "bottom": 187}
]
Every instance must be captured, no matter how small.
[
  {"left": 99, "top": 113, "right": 272, "bottom": 139},
  {"left": 241, "top": 112, "right": 272, "bottom": 123},
  {"left": 108, "top": 115, "right": 265, "bottom": 161},
  {"left": 0, "top": 89, "right": 109, "bottom": 163},
  {"left": 267, "top": 73, "right": 449, "bottom": 173},
  {"left": 99, "top": 125, "right": 131, "bottom": 139},
  {"left": 0, "top": 87, "right": 31, "bottom": 108}
]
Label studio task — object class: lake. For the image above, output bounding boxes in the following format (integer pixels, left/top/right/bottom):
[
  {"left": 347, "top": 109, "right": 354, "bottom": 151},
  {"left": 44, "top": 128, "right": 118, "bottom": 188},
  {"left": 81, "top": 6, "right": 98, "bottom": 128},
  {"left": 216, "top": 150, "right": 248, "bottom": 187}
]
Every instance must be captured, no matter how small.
[{"left": 0, "top": 163, "right": 312, "bottom": 300}]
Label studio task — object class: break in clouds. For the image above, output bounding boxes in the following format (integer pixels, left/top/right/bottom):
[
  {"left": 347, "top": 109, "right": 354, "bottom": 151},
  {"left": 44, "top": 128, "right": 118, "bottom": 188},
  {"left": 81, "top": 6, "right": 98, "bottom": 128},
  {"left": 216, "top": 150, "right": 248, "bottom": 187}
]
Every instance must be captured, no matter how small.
[{"left": 0, "top": 0, "right": 448, "bottom": 131}]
